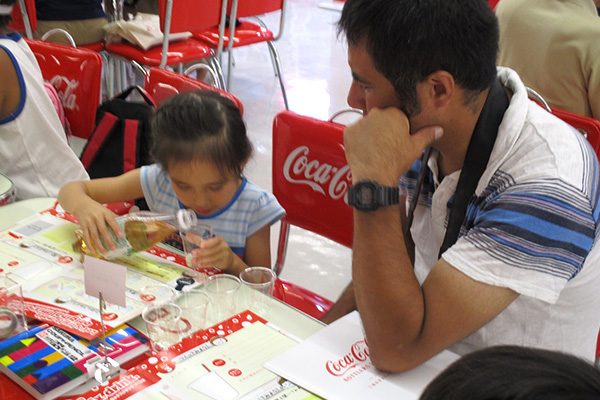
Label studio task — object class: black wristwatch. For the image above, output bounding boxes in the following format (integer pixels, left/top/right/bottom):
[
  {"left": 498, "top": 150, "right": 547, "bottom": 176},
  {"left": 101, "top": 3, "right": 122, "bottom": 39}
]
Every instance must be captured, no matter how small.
[{"left": 347, "top": 180, "right": 400, "bottom": 212}]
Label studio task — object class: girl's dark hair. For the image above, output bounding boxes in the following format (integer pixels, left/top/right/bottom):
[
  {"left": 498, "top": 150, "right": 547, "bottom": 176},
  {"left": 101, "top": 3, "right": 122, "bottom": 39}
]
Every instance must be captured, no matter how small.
[
  {"left": 420, "top": 345, "right": 600, "bottom": 400},
  {"left": 150, "top": 90, "right": 252, "bottom": 176},
  {"left": 0, "top": 0, "right": 17, "bottom": 29},
  {"left": 338, "top": 0, "right": 498, "bottom": 116}
]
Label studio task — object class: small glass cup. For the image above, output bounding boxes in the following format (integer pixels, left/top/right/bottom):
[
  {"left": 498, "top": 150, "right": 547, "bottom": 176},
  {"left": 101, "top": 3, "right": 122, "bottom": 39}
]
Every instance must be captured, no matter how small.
[
  {"left": 181, "top": 225, "right": 214, "bottom": 268},
  {"left": 203, "top": 274, "right": 240, "bottom": 323},
  {"left": 0, "top": 274, "right": 27, "bottom": 339},
  {"left": 239, "top": 267, "right": 276, "bottom": 316},
  {"left": 174, "top": 289, "right": 210, "bottom": 337},
  {"left": 141, "top": 302, "right": 182, "bottom": 353}
]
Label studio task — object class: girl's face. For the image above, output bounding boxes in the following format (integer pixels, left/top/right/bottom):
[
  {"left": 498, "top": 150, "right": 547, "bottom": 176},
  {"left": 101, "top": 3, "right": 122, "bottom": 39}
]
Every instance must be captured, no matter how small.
[{"left": 167, "top": 159, "right": 242, "bottom": 216}]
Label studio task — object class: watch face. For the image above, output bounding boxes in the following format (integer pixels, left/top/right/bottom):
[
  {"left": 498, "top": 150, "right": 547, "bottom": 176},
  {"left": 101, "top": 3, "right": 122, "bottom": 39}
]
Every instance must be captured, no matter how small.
[{"left": 358, "top": 185, "right": 374, "bottom": 205}]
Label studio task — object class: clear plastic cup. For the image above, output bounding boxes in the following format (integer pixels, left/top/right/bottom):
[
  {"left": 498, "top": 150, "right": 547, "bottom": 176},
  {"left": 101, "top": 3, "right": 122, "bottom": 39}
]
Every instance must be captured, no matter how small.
[
  {"left": 141, "top": 302, "right": 182, "bottom": 353},
  {"left": 239, "top": 267, "right": 276, "bottom": 316},
  {"left": 174, "top": 289, "right": 210, "bottom": 337},
  {"left": 203, "top": 274, "right": 240, "bottom": 323}
]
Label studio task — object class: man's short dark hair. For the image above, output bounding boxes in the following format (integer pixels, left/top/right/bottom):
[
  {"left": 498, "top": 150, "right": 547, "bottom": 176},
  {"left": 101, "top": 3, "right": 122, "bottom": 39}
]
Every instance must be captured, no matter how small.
[{"left": 338, "top": 0, "right": 499, "bottom": 115}]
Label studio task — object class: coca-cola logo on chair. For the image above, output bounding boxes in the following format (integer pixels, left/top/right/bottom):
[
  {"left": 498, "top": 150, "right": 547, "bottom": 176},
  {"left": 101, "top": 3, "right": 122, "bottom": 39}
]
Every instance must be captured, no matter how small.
[
  {"left": 283, "top": 146, "right": 351, "bottom": 201},
  {"left": 50, "top": 75, "right": 80, "bottom": 111}
]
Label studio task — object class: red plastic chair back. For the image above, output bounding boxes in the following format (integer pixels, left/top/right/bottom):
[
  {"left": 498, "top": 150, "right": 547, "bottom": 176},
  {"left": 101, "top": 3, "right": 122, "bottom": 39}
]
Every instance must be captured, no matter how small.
[
  {"left": 273, "top": 111, "right": 353, "bottom": 249},
  {"left": 26, "top": 39, "right": 102, "bottom": 139},
  {"left": 158, "top": 0, "right": 222, "bottom": 33},
  {"left": 8, "top": 0, "right": 37, "bottom": 37},
  {"left": 144, "top": 68, "right": 244, "bottom": 114},
  {"left": 228, "top": 0, "right": 284, "bottom": 18}
]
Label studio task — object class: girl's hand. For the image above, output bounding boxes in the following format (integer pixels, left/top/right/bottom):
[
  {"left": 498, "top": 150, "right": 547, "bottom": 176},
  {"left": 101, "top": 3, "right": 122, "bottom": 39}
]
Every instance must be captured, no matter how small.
[
  {"left": 73, "top": 200, "right": 123, "bottom": 255},
  {"left": 190, "top": 236, "right": 238, "bottom": 274}
]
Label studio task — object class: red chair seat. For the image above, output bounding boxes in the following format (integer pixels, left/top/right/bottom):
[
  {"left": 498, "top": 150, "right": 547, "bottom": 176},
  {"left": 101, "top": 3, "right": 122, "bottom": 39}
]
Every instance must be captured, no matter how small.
[
  {"left": 79, "top": 41, "right": 106, "bottom": 52},
  {"left": 273, "top": 278, "right": 333, "bottom": 320},
  {"left": 106, "top": 38, "right": 213, "bottom": 67},
  {"left": 195, "top": 21, "right": 274, "bottom": 48}
]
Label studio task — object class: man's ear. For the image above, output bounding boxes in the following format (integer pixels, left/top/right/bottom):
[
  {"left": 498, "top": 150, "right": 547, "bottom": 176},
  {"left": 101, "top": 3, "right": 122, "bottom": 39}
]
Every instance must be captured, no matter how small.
[{"left": 423, "top": 70, "right": 455, "bottom": 109}]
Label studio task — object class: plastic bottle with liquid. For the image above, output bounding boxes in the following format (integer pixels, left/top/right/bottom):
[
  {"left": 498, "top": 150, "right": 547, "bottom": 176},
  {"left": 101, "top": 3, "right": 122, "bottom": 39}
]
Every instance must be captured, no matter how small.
[{"left": 74, "top": 209, "right": 197, "bottom": 259}]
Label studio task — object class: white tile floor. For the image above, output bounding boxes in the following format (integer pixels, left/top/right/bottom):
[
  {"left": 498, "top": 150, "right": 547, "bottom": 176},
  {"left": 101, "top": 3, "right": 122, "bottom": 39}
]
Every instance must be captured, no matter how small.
[{"left": 73, "top": 0, "right": 354, "bottom": 303}]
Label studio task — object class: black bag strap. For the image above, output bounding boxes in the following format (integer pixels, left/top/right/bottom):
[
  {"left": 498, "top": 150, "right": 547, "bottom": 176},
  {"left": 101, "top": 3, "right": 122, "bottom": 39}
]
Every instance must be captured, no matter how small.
[
  {"left": 438, "top": 79, "right": 509, "bottom": 257},
  {"left": 404, "top": 79, "right": 509, "bottom": 258},
  {"left": 116, "top": 85, "right": 156, "bottom": 108}
]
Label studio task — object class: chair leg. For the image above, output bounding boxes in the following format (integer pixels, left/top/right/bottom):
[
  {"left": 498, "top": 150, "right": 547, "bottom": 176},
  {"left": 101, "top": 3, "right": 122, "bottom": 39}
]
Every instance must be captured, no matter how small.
[
  {"left": 226, "top": 50, "right": 236, "bottom": 90},
  {"left": 208, "top": 57, "right": 227, "bottom": 90},
  {"left": 274, "top": 222, "right": 290, "bottom": 276},
  {"left": 105, "top": 55, "right": 115, "bottom": 99},
  {"left": 267, "top": 41, "right": 289, "bottom": 110}
]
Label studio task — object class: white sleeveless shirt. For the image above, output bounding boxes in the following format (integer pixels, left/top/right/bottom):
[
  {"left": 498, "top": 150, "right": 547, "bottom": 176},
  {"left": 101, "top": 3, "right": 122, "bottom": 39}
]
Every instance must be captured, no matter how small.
[{"left": 0, "top": 33, "right": 88, "bottom": 200}]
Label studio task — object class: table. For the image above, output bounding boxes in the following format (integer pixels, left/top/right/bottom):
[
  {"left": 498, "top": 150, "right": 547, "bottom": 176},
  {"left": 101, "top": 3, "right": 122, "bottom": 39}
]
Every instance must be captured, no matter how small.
[
  {"left": 0, "top": 197, "right": 56, "bottom": 231},
  {"left": 0, "top": 199, "right": 325, "bottom": 399}
]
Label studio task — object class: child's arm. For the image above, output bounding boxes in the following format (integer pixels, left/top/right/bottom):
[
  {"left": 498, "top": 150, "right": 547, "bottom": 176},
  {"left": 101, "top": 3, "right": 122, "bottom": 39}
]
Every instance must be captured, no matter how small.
[
  {"left": 191, "top": 225, "right": 272, "bottom": 276},
  {"left": 58, "top": 169, "right": 144, "bottom": 254}
]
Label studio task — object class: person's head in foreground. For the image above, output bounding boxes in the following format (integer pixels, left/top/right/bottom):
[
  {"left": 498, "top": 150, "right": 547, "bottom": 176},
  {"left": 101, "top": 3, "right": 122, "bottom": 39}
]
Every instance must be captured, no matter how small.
[{"left": 420, "top": 345, "right": 600, "bottom": 400}]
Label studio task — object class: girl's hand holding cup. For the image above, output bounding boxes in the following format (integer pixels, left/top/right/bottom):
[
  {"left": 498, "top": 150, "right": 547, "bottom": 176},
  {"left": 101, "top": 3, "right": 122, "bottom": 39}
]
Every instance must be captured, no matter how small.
[{"left": 188, "top": 235, "right": 239, "bottom": 275}]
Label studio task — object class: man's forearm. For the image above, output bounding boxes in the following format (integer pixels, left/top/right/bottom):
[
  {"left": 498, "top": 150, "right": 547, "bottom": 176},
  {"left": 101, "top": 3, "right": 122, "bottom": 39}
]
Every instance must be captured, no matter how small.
[{"left": 352, "top": 205, "right": 425, "bottom": 370}]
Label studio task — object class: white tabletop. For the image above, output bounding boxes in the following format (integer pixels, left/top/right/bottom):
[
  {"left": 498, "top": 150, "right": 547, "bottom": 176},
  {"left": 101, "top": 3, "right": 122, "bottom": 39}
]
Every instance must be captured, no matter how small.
[
  {"left": 0, "top": 197, "right": 57, "bottom": 231},
  {"left": 0, "top": 198, "right": 324, "bottom": 340}
]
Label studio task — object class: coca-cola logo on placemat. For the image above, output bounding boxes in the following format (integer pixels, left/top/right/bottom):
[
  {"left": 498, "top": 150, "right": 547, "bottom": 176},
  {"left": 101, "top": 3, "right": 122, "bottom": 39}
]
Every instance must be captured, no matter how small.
[{"left": 325, "top": 340, "right": 370, "bottom": 377}]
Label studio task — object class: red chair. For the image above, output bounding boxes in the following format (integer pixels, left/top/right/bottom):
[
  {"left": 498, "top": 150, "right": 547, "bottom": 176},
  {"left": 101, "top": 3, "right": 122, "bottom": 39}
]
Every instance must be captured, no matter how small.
[
  {"left": 143, "top": 66, "right": 244, "bottom": 114},
  {"left": 106, "top": 0, "right": 225, "bottom": 89},
  {"left": 272, "top": 111, "right": 353, "bottom": 275},
  {"left": 8, "top": 0, "right": 36, "bottom": 38},
  {"left": 26, "top": 39, "right": 103, "bottom": 140},
  {"left": 194, "top": 0, "right": 289, "bottom": 109},
  {"left": 270, "top": 111, "right": 356, "bottom": 318}
]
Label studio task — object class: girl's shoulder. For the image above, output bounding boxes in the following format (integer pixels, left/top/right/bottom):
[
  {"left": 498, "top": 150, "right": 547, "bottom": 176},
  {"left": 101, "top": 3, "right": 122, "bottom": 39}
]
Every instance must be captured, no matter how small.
[{"left": 240, "top": 179, "right": 276, "bottom": 201}]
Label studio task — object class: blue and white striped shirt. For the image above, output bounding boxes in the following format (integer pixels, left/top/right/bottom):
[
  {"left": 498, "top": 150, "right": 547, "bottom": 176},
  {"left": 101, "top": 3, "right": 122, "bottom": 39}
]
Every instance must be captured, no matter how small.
[{"left": 140, "top": 164, "right": 285, "bottom": 258}]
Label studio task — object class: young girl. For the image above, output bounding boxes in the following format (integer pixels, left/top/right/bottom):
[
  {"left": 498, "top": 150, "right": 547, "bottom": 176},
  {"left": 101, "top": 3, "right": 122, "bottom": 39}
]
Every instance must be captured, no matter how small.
[{"left": 59, "top": 90, "right": 285, "bottom": 276}]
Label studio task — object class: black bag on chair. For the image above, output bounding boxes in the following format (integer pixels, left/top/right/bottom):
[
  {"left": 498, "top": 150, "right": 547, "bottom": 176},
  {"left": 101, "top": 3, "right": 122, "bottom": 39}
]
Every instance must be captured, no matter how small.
[{"left": 80, "top": 86, "right": 156, "bottom": 209}]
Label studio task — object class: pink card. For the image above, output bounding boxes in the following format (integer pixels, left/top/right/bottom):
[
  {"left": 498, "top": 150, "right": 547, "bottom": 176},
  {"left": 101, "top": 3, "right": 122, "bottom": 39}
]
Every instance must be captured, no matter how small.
[{"left": 83, "top": 255, "right": 127, "bottom": 307}]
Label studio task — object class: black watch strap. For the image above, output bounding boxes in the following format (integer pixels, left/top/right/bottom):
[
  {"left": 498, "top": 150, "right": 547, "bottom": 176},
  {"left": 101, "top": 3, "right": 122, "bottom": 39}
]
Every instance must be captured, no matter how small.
[{"left": 381, "top": 185, "right": 400, "bottom": 205}]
